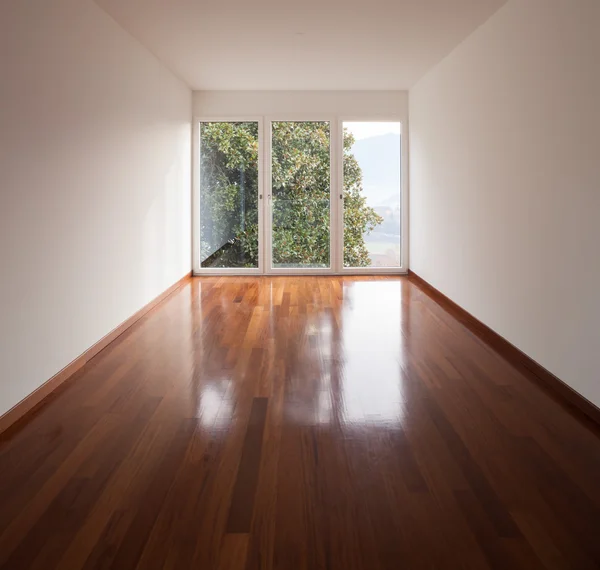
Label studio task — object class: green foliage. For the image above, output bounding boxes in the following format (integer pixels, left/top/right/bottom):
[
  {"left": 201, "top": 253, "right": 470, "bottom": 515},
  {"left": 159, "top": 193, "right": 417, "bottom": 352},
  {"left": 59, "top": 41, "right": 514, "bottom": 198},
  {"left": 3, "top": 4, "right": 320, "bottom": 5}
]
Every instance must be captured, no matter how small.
[
  {"left": 200, "top": 122, "right": 259, "bottom": 268},
  {"left": 199, "top": 121, "right": 382, "bottom": 268},
  {"left": 271, "top": 122, "right": 331, "bottom": 267}
]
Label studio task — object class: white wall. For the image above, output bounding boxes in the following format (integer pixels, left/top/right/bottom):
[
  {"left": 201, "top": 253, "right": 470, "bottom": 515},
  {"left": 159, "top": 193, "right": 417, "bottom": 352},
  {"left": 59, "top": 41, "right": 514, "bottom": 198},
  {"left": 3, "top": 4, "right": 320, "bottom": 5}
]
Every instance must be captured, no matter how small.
[
  {"left": 0, "top": 0, "right": 192, "bottom": 416},
  {"left": 193, "top": 90, "right": 408, "bottom": 117},
  {"left": 410, "top": 0, "right": 600, "bottom": 406}
]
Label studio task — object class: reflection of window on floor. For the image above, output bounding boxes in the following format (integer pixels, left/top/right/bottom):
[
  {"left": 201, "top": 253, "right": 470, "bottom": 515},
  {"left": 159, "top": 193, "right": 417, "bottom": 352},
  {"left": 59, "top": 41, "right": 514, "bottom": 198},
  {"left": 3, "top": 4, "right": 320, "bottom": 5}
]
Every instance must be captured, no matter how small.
[
  {"left": 341, "top": 281, "right": 404, "bottom": 423},
  {"left": 198, "top": 384, "right": 232, "bottom": 428}
]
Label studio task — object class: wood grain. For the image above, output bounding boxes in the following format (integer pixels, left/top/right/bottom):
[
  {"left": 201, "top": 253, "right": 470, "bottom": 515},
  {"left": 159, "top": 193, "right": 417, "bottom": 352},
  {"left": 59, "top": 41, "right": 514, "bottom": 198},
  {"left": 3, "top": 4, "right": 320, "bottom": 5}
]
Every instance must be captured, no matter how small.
[
  {"left": 0, "top": 275, "right": 599, "bottom": 569},
  {"left": 226, "top": 397, "right": 268, "bottom": 533},
  {"left": 408, "top": 269, "right": 600, "bottom": 429},
  {"left": 0, "top": 272, "right": 192, "bottom": 436}
]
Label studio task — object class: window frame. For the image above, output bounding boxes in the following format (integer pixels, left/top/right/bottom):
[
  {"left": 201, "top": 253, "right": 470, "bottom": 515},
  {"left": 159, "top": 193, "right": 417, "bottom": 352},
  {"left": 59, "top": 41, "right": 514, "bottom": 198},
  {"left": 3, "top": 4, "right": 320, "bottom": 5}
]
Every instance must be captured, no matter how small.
[{"left": 192, "top": 115, "right": 408, "bottom": 276}]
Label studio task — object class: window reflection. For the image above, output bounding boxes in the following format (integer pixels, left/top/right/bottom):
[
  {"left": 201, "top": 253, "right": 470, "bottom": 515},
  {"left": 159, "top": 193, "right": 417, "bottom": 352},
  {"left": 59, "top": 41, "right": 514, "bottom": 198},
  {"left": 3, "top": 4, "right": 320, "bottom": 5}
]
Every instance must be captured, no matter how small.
[{"left": 339, "top": 281, "right": 404, "bottom": 424}]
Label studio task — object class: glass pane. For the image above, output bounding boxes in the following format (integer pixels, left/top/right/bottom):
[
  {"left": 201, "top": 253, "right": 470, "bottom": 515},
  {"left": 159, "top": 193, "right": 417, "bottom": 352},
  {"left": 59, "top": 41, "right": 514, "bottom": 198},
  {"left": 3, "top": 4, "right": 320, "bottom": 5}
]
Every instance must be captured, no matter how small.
[
  {"left": 343, "top": 122, "right": 401, "bottom": 268},
  {"left": 199, "top": 122, "right": 259, "bottom": 269},
  {"left": 271, "top": 121, "right": 330, "bottom": 269}
]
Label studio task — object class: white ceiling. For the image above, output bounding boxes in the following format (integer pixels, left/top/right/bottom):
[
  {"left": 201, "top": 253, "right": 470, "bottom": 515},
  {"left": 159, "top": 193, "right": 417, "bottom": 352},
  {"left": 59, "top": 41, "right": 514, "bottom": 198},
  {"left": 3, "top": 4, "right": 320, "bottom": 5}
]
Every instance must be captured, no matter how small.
[{"left": 95, "top": 0, "right": 507, "bottom": 90}]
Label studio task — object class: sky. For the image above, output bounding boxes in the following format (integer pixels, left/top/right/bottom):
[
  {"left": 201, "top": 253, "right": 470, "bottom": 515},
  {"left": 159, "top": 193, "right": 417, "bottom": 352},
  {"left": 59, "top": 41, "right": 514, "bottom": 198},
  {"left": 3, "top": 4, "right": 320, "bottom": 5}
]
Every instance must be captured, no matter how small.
[
  {"left": 344, "top": 121, "right": 401, "bottom": 141},
  {"left": 345, "top": 121, "right": 401, "bottom": 208}
]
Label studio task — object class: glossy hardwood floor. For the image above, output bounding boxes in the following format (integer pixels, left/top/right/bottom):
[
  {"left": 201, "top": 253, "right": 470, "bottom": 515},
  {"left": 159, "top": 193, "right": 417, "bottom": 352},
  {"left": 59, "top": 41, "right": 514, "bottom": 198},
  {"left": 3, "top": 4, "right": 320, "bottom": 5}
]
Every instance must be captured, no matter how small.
[{"left": 1, "top": 276, "right": 599, "bottom": 569}]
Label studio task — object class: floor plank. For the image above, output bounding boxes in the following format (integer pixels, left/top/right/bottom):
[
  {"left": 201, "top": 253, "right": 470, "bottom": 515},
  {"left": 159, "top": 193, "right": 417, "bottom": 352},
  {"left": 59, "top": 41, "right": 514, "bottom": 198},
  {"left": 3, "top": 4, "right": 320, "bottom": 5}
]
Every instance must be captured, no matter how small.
[{"left": 0, "top": 276, "right": 599, "bottom": 569}]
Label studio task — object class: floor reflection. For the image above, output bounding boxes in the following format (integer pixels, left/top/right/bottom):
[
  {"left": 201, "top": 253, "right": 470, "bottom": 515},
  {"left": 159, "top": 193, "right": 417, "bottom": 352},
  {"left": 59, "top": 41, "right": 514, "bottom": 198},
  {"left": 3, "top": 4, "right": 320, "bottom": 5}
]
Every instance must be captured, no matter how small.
[
  {"left": 5, "top": 269, "right": 596, "bottom": 568},
  {"left": 339, "top": 281, "right": 405, "bottom": 425},
  {"left": 188, "top": 277, "right": 409, "bottom": 430}
]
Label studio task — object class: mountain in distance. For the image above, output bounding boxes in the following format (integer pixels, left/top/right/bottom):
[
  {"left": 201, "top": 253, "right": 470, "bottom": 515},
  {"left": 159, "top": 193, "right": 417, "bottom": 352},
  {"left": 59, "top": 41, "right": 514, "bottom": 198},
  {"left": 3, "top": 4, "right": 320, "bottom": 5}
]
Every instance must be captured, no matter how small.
[{"left": 350, "top": 133, "right": 401, "bottom": 207}]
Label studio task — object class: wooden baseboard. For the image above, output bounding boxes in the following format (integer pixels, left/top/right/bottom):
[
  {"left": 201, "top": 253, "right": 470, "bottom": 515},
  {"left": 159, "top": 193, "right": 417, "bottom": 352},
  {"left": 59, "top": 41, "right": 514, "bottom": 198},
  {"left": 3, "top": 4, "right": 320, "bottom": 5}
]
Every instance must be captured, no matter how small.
[
  {"left": 407, "top": 270, "right": 600, "bottom": 429},
  {"left": 0, "top": 272, "right": 192, "bottom": 435}
]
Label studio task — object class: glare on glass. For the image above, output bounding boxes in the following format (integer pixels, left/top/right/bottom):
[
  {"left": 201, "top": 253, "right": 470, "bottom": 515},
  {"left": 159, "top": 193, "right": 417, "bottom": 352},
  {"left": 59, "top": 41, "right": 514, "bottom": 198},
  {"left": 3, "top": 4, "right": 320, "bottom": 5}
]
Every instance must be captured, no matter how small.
[
  {"left": 199, "top": 122, "right": 259, "bottom": 269},
  {"left": 271, "top": 121, "right": 331, "bottom": 269},
  {"left": 343, "top": 121, "right": 401, "bottom": 268}
]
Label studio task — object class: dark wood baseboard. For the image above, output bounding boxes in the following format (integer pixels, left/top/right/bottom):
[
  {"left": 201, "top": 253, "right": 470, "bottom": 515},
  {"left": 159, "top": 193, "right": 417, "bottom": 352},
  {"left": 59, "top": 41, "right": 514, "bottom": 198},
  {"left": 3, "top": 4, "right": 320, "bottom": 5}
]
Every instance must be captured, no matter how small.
[
  {"left": 0, "top": 272, "right": 192, "bottom": 435},
  {"left": 408, "top": 270, "right": 600, "bottom": 429}
]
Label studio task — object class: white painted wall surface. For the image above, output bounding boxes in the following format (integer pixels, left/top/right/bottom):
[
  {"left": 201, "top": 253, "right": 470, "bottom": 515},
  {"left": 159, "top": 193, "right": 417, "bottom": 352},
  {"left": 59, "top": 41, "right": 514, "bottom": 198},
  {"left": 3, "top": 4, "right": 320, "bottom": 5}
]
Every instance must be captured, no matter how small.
[
  {"left": 410, "top": 0, "right": 600, "bottom": 406},
  {"left": 193, "top": 90, "right": 408, "bottom": 118},
  {"left": 0, "top": 0, "right": 192, "bottom": 416}
]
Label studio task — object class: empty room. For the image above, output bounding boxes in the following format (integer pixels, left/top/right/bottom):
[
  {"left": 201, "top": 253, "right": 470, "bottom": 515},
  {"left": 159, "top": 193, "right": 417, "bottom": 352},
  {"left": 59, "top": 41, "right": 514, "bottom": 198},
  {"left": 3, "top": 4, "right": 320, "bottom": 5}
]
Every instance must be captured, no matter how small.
[{"left": 1, "top": 0, "right": 599, "bottom": 568}]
